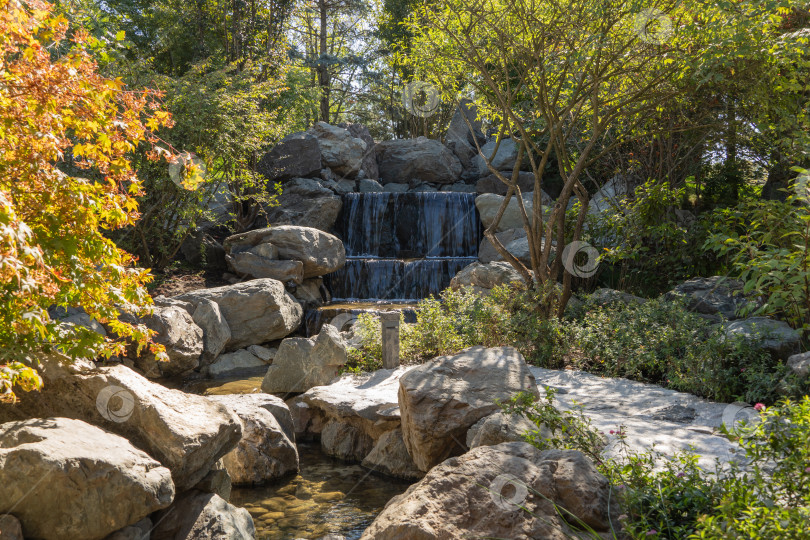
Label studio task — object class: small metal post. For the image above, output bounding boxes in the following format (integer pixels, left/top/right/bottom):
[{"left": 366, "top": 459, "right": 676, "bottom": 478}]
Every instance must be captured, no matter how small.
[{"left": 380, "top": 311, "right": 400, "bottom": 369}]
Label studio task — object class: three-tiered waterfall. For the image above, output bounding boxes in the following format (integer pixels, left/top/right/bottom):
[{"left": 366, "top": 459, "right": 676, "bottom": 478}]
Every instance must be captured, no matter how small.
[{"left": 306, "top": 191, "right": 481, "bottom": 334}]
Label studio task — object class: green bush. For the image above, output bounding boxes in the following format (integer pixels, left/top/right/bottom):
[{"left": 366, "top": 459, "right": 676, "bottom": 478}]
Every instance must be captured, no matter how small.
[{"left": 569, "top": 296, "right": 801, "bottom": 403}]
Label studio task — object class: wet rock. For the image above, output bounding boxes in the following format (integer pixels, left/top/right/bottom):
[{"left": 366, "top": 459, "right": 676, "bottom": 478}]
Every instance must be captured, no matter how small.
[
  {"left": 310, "top": 122, "right": 367, "bottom": 178},
  {"left": 175, "top": 279, "right": 303, "bottom": 351},
  {"left": 466, "top": 411, "right": 542, "bottom": 449},
  {"left": 152, "top": 491, "right": 255, "bottom": 540},
  {"left": 667, "top": 276, "right": 751, "bottom": 320},
  {"left": 224, "top": 226, "right": 345, "bottom": 279},
  {"left": 360, "top": 443, "right": 615, "bottom": 540},
  {"left": 377, "top": 137, "right": 462, "bottom": 185},
  {"left": 208, "top": 395, "right": 299, "bottom": 485},
  {"left": 361, "top": 429, "right": 423, "bottom": 480},
  {"left": 133, "top": 306, "right": 202, "bottom": 379},
  {"left": 261, "top": 324, "right": 347, "bottom": 394},
  {"left": 450, "top": 261, "right": 529, "bottom": 294},
  {"left": 263, "top": 177, "right": 342, "bottom": 232},
  {"left": 720, "top": 317, "right": 801, "bottom": 360},
  {"left": 256, "top": 131, "right": 322, "bottom": 181},
  {"left": 475, "top": 192, "right": 550, "bottom": 232},
  {"left": 398, "top": 346, "right": 540, "bottom": 471},
  {"left": 0, "top": 365, "right": 242, "bottom": 491},
  {"left": 0, "top": 418, "right": 174, "bottom": 540},
  {"left": 226, "top": 252, "right": 304, "bottom": 284}
]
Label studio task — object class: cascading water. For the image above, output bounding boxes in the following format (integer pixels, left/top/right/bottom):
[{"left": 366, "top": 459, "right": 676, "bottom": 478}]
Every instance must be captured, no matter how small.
[
  {"left": 326, "top": 192, "right": 481, "bottom": 302},
  {"left": 305, "top": 192, "right": 481, "bottom": 335}
]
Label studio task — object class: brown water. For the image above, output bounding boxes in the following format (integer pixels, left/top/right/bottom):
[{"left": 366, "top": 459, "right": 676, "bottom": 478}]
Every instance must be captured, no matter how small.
[
  {"left": 230, "top": 443, "right": 411, "bottom": 540},
  {"left": 182, "top": 376, "right": 265, "bottom": 396}
]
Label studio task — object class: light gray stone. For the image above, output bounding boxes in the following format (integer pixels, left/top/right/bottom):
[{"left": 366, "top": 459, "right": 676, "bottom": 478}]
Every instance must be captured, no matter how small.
[
  {"left": 175, "top": 279, "right": 303, "bottom": 351},
  {"left": 261, "top": 324, "right": 347, "bottom": 394},
  {"left": 134, "top": 306, "right": 202, "bottom": 378},
  {"left": 466, "top": 411, "right": 544, "bottom": 449},
  {"left": 263, "top": 177, "right": 342, "bottom": 232},
  {"left": 208, "top": 349, "right": 268, "bottom": 379},
  {"left": 193, "top": 460, "right": 232, "bottom": 501},
  {"left": 668, "top": 276, "right": 751, "bottom": 320},
  {"left": 788, "top": 351, "right": 810, "bottom": 378},
  {"left": 320, "top": 420, "right": 374, "bottom": 462},
  {"left": 377, "top": 137, "right": 462, "bottom": 185},
  {"left": 475, "top": 192, "right": 550, "bottom": 232},
  {"left": 224, "top": 226, "right": 345, "bottom": 279},
  {"left": 151, "top": 491, "right": 255, "bottom": 540},
  {"left": 358, "top": 178, "right": 384, "bottom": 192},
  {"left": 721, "top": 317, "right": 801, "bottom": 360},
  {"left": 473, "top": 138, "right": 527, "bottom": 174},
  {"left": 398, "top": 346, "right": 540, "bottom": 471},
  {"left": 360, "top": 443, "right": 614, "bottom": 540},
  {"left": 226, "top": 252, "right": 304, "bottom": 284},
  {"left": 250, "top": 243, "right": 278, "bottom": 259},
  {"left": 450, "top": 261, "right": 529, "bottom": 294},
  {"left": 256, "top": 131, "right": 322, "bottom": 181},
  {"left": 0, "top": 418, "right": 174, "bottom": 540},
  {"left": 192, "top": 299, "right": 231, "bottom": 366},
  {"left": 310, "top": 122, "right": 367, "bottom": 178},
  {"left": 208, "top": 395, "right": 299, "bottom": 485},
  {"left": 361, "top": 428, "right": 423, "bottom": 481},
  {"left": 247, "top": 344, "right": 276, "bottom": 363}
]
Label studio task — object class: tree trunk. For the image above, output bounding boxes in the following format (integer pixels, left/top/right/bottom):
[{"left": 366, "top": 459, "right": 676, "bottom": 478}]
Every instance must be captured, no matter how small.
[{"left": 317, "top": 0, "right": 330, "bottom": 122}]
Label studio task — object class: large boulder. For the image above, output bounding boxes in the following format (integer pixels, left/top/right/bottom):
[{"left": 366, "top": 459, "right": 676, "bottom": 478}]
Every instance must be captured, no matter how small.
[
  {"left": 208, "top": 395, "right": 299, "bottom": 485},
  {"left": 474, "top": 138, "right": 527, "bottom": 174},
  {"left": 344, "top": 123, "right": 379, "bottom": 180},
  {"left": 667, "top": 276, "right": 752, "bottom": 320},
  {"left": 261, "top": 324, "right": 348, "bottom": 394},
  {"left": 256, "top": 131, "right": 322, "bottom": 181},
  {"left": 224, "top": 226, "right": 345, "bottom": 279},
  {"left": 450, "top": 261, "right": 529, "bottom": 295},
  {"left": 721, "top": 317, "right": 801, "bottom": 360},
  {"left": 398, "top": 346, "right": 540, "bottom": 471},
  {"left": 0, "top": 364, "right": 242, "bottom": 491},
  {"left": 466, "top": 411, "right": 542, "bottom": 449},
  {"left": 175, "top": 279, "right": 303, "bottom": 351},
  {"left": 361, "top": 428, "right": 424, "bottom": 481},
  {"left": 151, "top": 491, "right": 255, "bottom": 540},
  {"left": 226, "top": 251, "right": 304, "bottom": 284},
  {"left": 134, "top": 306, "right": 203, "bottom": 378},
  {"left": 475, "top": 192, "right": 550, "bottom": 232},
  {"left": 0, "top": 417, "right": 174, "bottom": 540},
  {"left": 788, "top": 351, "right": 810, "bottom": 379},
  {"left": 445, "top": 99, "right": 484, "bottom": 147},
  {"left": 360, "top": 443, "right": 615, "bottom": 540},
  {"left": 262, "top": 177, "right": 342, "bottom": 232},
  {"left": 191, "top": 299, "right": 231, "bottom": 366},
  {"left": 476, "top": 228, "right": 550, "bottom": 267},
  {"left": 310, "top": 122, "right": 367, "bottom": 178},
  {"left": 377, "top": 137, "right": 463, "bottom": 185},
  {"left": 207, "top": 348, "right": 270, "bottom": 379}
]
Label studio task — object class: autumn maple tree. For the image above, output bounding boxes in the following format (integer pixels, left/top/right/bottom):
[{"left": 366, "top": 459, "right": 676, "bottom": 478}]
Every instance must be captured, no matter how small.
[{"left": 0, "top": 0, "right": 172, "bottom": 402}]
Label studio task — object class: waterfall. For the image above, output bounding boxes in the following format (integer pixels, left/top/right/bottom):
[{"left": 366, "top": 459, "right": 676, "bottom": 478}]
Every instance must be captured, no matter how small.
[{"left": 326, "top": 192, "right": 481, "bottom": 302}]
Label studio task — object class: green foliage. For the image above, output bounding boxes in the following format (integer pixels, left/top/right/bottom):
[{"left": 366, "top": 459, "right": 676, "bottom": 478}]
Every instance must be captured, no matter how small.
[
  {"left": 570, "top": 296, "right": 800, "bottom": 403},
  {"left": 704, "top": 173, "right": 810, "bottom": 338},
  {"left": 583, "top": 181, "right": 719, "bottom": 295}
]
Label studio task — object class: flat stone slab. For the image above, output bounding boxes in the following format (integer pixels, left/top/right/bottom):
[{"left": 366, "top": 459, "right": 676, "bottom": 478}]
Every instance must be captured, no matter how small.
[{"left": 530, "top": 367, "right": 748, "bottom": 469}]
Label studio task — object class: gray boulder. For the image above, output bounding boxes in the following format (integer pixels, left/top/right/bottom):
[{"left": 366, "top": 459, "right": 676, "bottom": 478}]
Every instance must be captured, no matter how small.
[
  {"left": 104, "top": 518, "right": 152, "bottom": 540},
  {"left": 721, "top": 317, "right": 801, "bottom": 360},
  {"left": 192, "top": 299, "right": 231, "bottom": 366},
  {"left": 360, "top": 443, "right": 614, "bottom": 540},
  {"left": 207, "top": 349, "right": 270, "bottom": 379},
  {"left": 208, "top": 394, "right": 299, "bottom": 485},
  {"left": 668, "top": 276, "right": 751, "bottom": 320},
  {"left": 445, "top": 99, "right": 484, "bottom": 148},
  {"left": 476, "top": 171, "right": 537, "bottom": 195},
  {"left": 320, "top": 420, "right": 374, "bottom": 462},
  {"left": 134, "top": 306, "right": 202, "bottom": 378},
  {"left": 152, "top": 491, "right": 255, "bottom": 540},
  {"left": 226, "top": 252, "right": 304, "bottom": 284},
  {"left": 261, "top": 324, "right": 348, "bottom": 394},
  {"left": 0, "top": 364, "right": 242, "bottom": 491},
  {"left": 224, "top": 226, "right": 345, "bottom": 279},
  {"left": 590, "top": 288, "right": 647, "bottom": 307},
  {"left": 474, "top": 138, "right": 527, "bottom": 174},
  {"left": 358, "top": 178, "right": 384, "bottom": 192},
  {"left": 398, "top": 346, "right": 540, "bottom": 471},
  {"left": 466, "top": 411, "right": 543, "bottom": 449},
  {"left": 0, "top": 417, "right": 174, "bottom": 540},
  {"left": 475, "top": 192, "right": 550, "bottom": 232},
  {"left": 788, "top": 352, "right": 810, "bottom": 378},
  {"left": 0, "top": 516, "right": 22, "bottom": 540},
  {"left": 256, "top": 131, "right": 322, "bottom": 181},
  {"left": 450, "top": 261, "right": 529, "bottom": 294},
  {"left": 175, "top": 279, "right": 303, "bottom": 351},
  {"left": 310, "top": 122, "right": 367, "bottom": 178},
  {"left": 263, "top": 177, "right": 342, "bottom": 231},
  {"left": 361, "top": 428, "right": 424, "bottom": 481},
  {"left": 377, "top": 137, "right": 462, "bottom": 185},
  {"left": 344, "top": 123, "right": 379, "bottom": 180}
]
